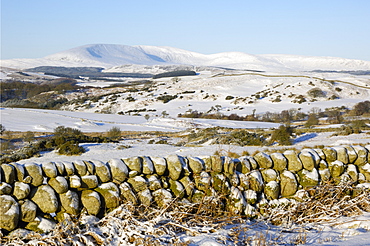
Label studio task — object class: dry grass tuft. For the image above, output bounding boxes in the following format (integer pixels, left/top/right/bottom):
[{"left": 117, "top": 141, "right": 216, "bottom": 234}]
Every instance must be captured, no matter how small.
[
  {"left": 264, "top": 182, "right": 370, "bottom": 227},
  {"left": 1, "top": 183, "right": 369, "bottom": 245}
]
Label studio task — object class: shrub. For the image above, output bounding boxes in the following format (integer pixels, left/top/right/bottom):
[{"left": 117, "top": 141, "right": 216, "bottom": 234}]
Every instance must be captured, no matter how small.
[
  {"left": 216, "top": 129, "right": 264, "bottom": 146},
  {"left": 305, "top": 114, "right": 319, "bottom": 128},
  {"left": 269, "top": 125, "right": 294, "bottom": 145},
  {"left": 107, "top": 127, "right": 121, "bottom": 140},
  {"left": 0, "top": 124, "right": 5, "bottom": 135},
  {"left": 307, "top": 88, "right": 325, "bottom": 98},
  {"left": 57, "top": 141, "right": 85, "bottom": 155},
  {"left": 352, "top": 100, "right": 370, "bottom": 116},
  {"left": 157, "top": 94, "right": 178, "bottom": 103},
  {"left": 155, "top": 139, "right": 168, "bottom": 144},
  {"left": 54, "top": 126, "right": 83, "bottom": 138}
]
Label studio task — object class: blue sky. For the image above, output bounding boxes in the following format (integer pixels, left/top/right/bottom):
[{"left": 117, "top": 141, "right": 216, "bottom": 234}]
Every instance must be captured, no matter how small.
[{"left": 1, "top": 0, "right": 369, "bottom": 60}]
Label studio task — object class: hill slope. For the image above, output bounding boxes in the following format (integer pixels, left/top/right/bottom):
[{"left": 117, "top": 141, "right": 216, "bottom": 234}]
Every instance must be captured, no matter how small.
[{"left": 2, "top": 44, "right": 370, "bottom": 72}]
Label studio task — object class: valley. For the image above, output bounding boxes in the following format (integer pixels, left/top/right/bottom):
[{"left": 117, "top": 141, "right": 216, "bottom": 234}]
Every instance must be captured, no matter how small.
[{"left": 1, "top": 44, "right": 370, "bottom": 245}]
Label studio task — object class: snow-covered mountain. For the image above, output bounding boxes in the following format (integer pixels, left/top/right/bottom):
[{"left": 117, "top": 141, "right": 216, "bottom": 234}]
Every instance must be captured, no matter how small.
[{"left": 2, "top": 44, "right": 370, "bottom": 72}]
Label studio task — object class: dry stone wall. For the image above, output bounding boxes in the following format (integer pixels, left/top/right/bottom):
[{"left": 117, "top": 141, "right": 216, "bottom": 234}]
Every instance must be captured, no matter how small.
[{"left": 1, "top": 145, "right": 370, "bottom": 233}]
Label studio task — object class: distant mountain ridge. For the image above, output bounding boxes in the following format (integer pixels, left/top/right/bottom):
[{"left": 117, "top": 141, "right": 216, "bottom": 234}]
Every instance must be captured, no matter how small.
[{"left": 2, "top": 44, "right": 370, "bottom": 72}]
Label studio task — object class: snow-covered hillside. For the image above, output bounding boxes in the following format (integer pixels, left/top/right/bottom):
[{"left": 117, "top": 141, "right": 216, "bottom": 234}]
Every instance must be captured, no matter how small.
[{"left": 2, "top": 44, "right": 370, "bottom": 71}]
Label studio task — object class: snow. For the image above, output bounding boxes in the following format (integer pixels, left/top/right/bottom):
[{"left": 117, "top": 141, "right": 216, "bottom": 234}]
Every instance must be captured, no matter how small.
[
  {"left": 363, "top": 163, "right": 370, "bottom": 172},
  {"left": 301, "top": 168, "right": 320, "bottom": 181},
  {"left": 0, "top": 108, "right": 279, "bottom": 133},
  {"left": 2, "top": 44, "right": 370, "bottom": 72},
  {"left": 15, "top": 182, "right": 30, "bottom": 192},
  {"left": 35, "top": 216, "right": 56, "bottom": 233}
]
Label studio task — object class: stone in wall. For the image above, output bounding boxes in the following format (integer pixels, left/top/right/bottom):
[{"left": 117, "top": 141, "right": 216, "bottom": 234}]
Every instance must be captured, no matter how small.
[
  {"left": 237, "top": 156, "right": 252, "bottom": 174},
  {"left": 81, "top": 190, "right": 101, "bottom": 215},
  {"left": 254, "top": 152, "right": 273, "bottom": 169},
  {"left": 166, "top": 155, "right": 185, "bottom": 180},
  {"left": 347, "top": 164, "right": 359, "bottom": 182},
  {"left": 42, "top": 162, "right": 58, "bottom": 178},
  {"left": 147, "top": 175, "right": 162, "bottom": 191},
  {"left": 313, "top": 148, "right": 326, "bottom": 161},
  {"left": 329, "top": 160, "right": 345, "bottom": 178},
  {"left": 169, "top": 179, "right": 185, "bottom": 199},
  {"left": 95, "top": 182, "right": 120, "bottom": 209},
  {"left": 119, "top": 182, "right": 138, "bottom": 205},
  {"left": 179, "top": 176, "right": 194, "bottom": 197},
  {"left": 264, "top": 181, "right": 280, "bottom": 200},
  {"left": 228, "top": 187, "right": 246, "bottom": 214},
  {"left": 13, "top": 182, "right": 30, "bottom": 200},
  {"left": 25, "top": 216, "right": 56, "bottom": 234},
  {"left": 223, "top": 156, "right": 236, "bottom": 175},
  {"left": 54, "top": 161, "right": 65, "bottom": 176},
  {"left": 92, "top": 160, "right": 112, "bottom": 183},
  {"left": 80, "top": 175, "right": 99, "bottom": 189},
  {"left": 69, "top": 175, "right": 81, "bottom": 188},
  {"left": 19, "top": 199, "right": 37, "bottom": 223},
  {"left": 270, "top": 153, "right": 287, "bottom": 172},
  {"left": 122, "top": 157, "right": 142, "bottom": 176},
  {"left": 332, "top": 147, "right": 349, "bottom": 164},
  {"left": 62, "top": 161, "right": 75, "bottom": 176},
  {"left": 0, "top": 183, "right": 12, "bottom": 195},
  {"left": 353, "top": 146, "right": 369, "bottom": 166},
  {"left": 9, "top": 163, "right": 26, "bottom": 182},
  {"left": 190, "top": 189, "right": 205, "bottom": 203},
  {"left": 151, "top": 157, "right": 167, "bottom": 176},
  {"left": 30, "top": 185, "right": 59, "bottom": 214},
  {"left": 323, "top": 147, "right": 337, "bottom": 162},
  {"left": 59, "top": 190, "right": 80, "bottom": 215},
  {"left": 187, "top": 157, "right": 205, "bottom": 174},
  {"left": 211, "top": 155, "right": 223, "bottom": 173},
  {"left": 366, "top": 145, "right": 370, "bottom": 162},
  {"left": 280, "top": 170, "right": 298, "bottom": 197},
  {"left": 298, "top": 151, "right": 316, "bottom": 171},
  {"left": 237, "top": 172, "right": 249, "bottom": 190},
  {"left": 230, "top": 172, "right": 239, "bottom": 187},
  {"left": 194, "top": 171, "right": 212, "bottom": 193},
  {"left": 212, "top": 173, "right": 231, "bottom": 194},
  {"left": 2, "top": 164, "right": 16, "bottom": 184},
  {"left": 248, "top": 170, "right": 264, "bottom": 193},
  {"left": 108, "top": 158, "right": 129, "bottom": 183},
  {"left": 246, "top": 156, "right": 259, "bottom": 170},
  {"left": 359, "top": 163, "right": 370, "bottom": 181},
  {"left": 142, "top": 156, "right": 155, "bottom": 175},
  {"left": 297, "top": 168, "right": 320, "bottom": 188},
  {"left": 127, "top": 176, "right": 148, "bottom": 192},
  {"left": 48, "top": 176, "right": 69, "bottom": 194},
  {"left": 284, "top": 150, "right": 303, "bottom": 172},
  {"left": 82, "top": 160, "right": 94, "bottom": 175},
  {"left": 137, "top": 189, "right": 153, "bottom": 206},
  {"left": 344, "top": 146, "right": 358, "bottom": 164},
  {"left": 24, "top": 163, "right": 44, "bottom": 187},
  {"left": 261, "top": 169, "right": 278, "bottom": 183},
  {"left": 0, "top": 195, "right": 19, "bottom": 231},
  {"left": 244, "top": 189, "right": 258, "bottom": 205},
  {"left": 200, "top": 156, "right": 212, "bottom": 172},
  {"left": 153, "top": 189, "right": 173, "bottom": 207},
  {"left": 358, "top": 173, "right": 366, "bottom": 184},
  {"left": 318, "top": 167, "right": 331, "bottom": 182},
  {"left": 73, "top": 160, "right": 87, "bottom": 176}
]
